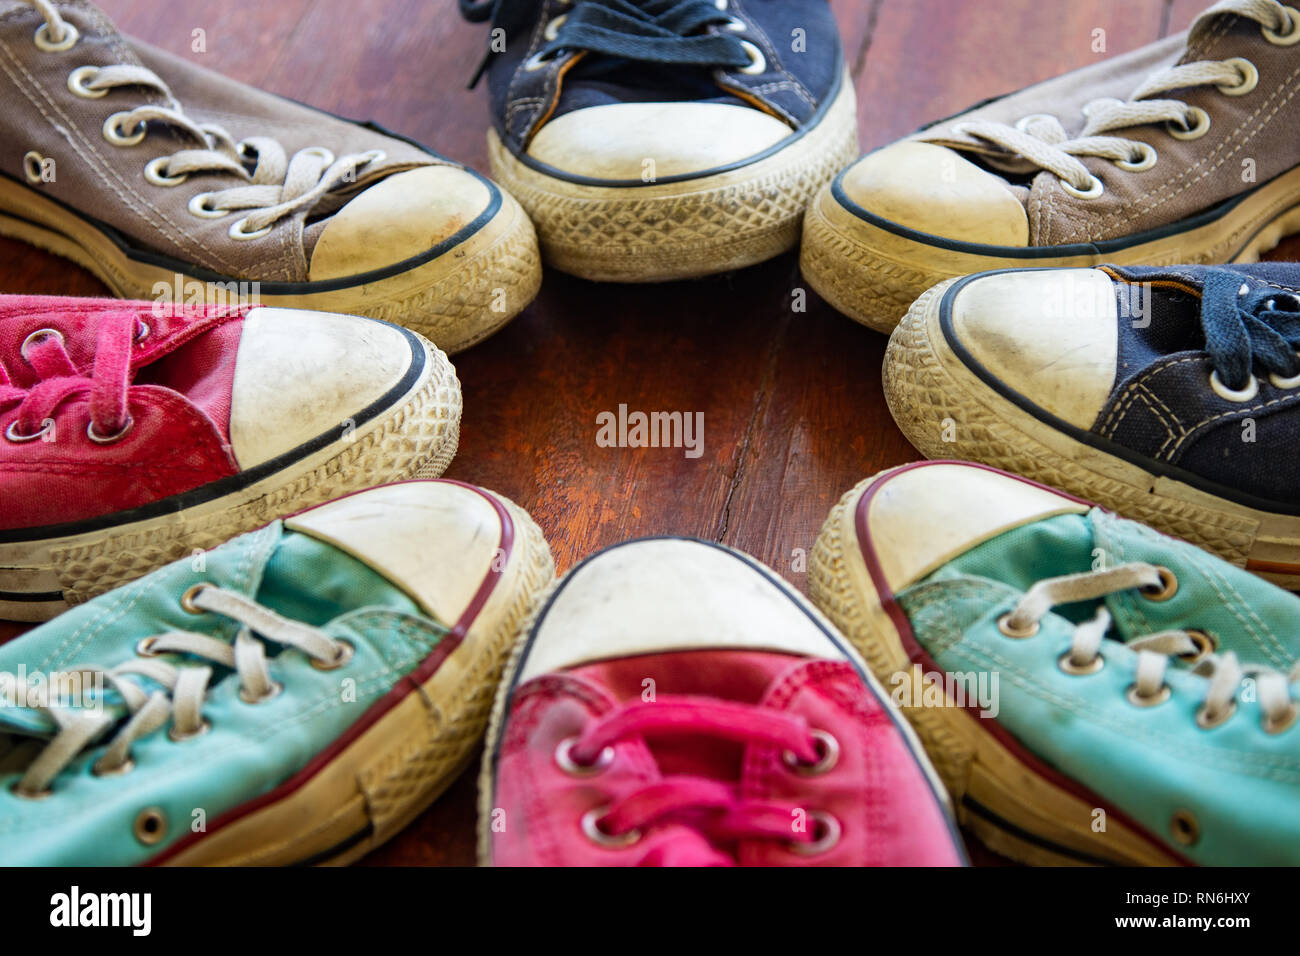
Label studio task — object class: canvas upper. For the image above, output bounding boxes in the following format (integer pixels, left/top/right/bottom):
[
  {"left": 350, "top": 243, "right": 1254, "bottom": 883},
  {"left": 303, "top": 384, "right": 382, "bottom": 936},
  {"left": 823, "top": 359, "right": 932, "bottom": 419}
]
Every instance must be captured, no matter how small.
[
  {"left": 836, "top": 0, "right": 1300, "bottom": 249},
  {"left": 0, "top": 479, "right": 547, "bottom": 865},
  {"left": 936, "top": 262, "right": 1300, "bottom": 513},
  {"left": 838, "top": 461, "right": 1300, "bottom": 865},
  {"left": 482, "top": 537, "right": 966, "bottom": 867},
  {"left": 0, "top": 294, "right": 430, "bottom": 530},
  {"left": 461, "top": 0, "right": 847, "bottom": 181},
  {"left": 0, "top": 0, "right": 499, "bottom": 283}
]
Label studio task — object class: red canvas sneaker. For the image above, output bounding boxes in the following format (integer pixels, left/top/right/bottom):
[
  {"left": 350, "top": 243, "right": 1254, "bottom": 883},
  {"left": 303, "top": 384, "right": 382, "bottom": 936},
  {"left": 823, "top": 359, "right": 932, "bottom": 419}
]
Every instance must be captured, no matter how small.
[
  {"left": 478, "top": 537, "right": 966, "bottom": 866},
  {"left": 0, "top": 295, "right": 460, "bottom": 621}
]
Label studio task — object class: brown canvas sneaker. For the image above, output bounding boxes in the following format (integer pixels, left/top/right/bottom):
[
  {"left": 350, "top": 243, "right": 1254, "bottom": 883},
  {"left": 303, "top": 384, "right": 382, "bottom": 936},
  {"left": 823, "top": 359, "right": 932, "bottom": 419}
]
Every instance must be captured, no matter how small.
[
  {"left": 0, "top": 0, "right": 542, "bottom": 354},
  {"left": 802, "top": 0, "right": 1300, "bottom": 333}
]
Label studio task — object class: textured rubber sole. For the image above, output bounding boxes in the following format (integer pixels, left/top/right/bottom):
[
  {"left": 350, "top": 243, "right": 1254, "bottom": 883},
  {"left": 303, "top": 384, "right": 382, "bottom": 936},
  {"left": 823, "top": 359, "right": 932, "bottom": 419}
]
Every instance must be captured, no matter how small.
[
  {"left": 883, "top": 279, "right": 1300, "bottom": 587},
  {"left": 0, "top": 177, "right": 542, "bottom": 355},
  {"left": 0, "top": 334, "right": 462, "bottom": 622},
  {"left": 809, "top": 470, "right": 1179, "bottom": 866},
  {"left": 486, "top": 74, "right": 860, "bottom": 283},
  {"left": 162, "top": 490, "right": 556, "bottom": 866},
  {"left": 801, "top": 163, "right": 1300, "bottom": 334}
]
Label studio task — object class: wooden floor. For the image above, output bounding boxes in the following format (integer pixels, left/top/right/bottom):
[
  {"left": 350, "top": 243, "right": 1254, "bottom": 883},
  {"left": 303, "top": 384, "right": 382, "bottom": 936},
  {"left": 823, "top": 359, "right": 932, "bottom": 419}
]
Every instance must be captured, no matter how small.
[{"left": 1, "top": 0, "right": 1296, "bottom": 866}]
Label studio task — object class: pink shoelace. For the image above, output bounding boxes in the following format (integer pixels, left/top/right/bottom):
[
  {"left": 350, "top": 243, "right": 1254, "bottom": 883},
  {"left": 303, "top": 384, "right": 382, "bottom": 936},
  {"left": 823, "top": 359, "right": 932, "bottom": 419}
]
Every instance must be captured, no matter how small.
[
  {"left": 0, "top": 314, "right": 144, "bottom": 444},
  {"left": 567, "top": 696, "right": 833, "bottom": 866}
]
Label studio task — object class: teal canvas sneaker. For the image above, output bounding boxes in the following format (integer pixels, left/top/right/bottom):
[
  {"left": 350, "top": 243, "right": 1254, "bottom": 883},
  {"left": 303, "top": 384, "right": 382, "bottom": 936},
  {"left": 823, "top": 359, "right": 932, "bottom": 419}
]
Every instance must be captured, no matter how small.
[
  {"left": 811, "top": 460, "right": 1300, "bottom": 866},
  {"left": 0, "top": 479, "right": 554, "bottom": 865}
]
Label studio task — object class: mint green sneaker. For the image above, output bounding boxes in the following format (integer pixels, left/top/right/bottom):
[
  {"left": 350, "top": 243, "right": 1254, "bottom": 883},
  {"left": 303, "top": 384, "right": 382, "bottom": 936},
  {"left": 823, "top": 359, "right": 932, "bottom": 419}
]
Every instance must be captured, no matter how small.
[
  {"left": 811, "top": 460, "right": 1300, "bottom": 866},
  {"left": 0, "top": 480, "right": 553, "bottom": 865}
]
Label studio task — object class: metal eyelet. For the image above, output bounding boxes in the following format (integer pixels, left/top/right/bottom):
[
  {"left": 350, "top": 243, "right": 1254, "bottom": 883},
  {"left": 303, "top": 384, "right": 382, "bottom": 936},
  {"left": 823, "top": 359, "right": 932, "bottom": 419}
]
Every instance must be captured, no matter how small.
[
  {"left": 1058, "top": 651, "right": 1105, "bottom": 676},
  {"left": 87, "top": 415, "right": 133, "bottom": 445},
  {"left": 168, "top": 719, "right": 212, "bottom": 743},
  {"left": 1168, "top": 107, "right": 1211, "bottom": 141},
  {"left": 523, "top": 49, "right": 558, "bottom": 71},
  {"left": 555, "top": 737, "right": 615, "bottom": 776},
  {"left": 543, "top": 13, "right": 567, "bottom": 41},
  {"left": 1209, "top": 369, "right": 1258, "bottom": 403},
  {"left": 737, "top": 39, "right": 766, "bottom": 75},
  {"left": 1195, "top": 698, "right": 1237, "bottom": 730},
  {"left": 1271, "top": 369, "right": 1300, "bottom": 389},
  {"left": 22, "top": 151, "right": 45, "bottom": 184},
  {"left": 133, "top": 806, "right": 168, "bottom": 845},
  {"left": 1140, "top": 566, "right": 1179, "bottom": 602},
  {"left": 66, "top": 64, "right": 105, "bottom": 98},
  {"left": 21, "top": 326, "right": 64, "bottom": 362},
  {"left": 5, "top": 418, "right": 53, "bottom": 443},
  {"left": 103, "top": 112, "right": 146, "bottom": 147},
  {"left": 789, "top": 811, "right": 842, "bottom": 856},
  {"left": 180, "top": 583, "right": 208, "bottom": 614},
  {"left": 1126, "top": 683, "right": 1171, "bottom": 707},
  {"left": 782, "top": 729, "right": 840, "bottom": 776},
  {"left": 1263, "top": 5, "right": 1300, "bottom": 44},
  {"left": 298, "top": 145, "right": 335, "bottom": 166},
  {"left": 239, "top": 681, "right": 284, "bottom": 705},
  {"left": 581, "top": 808, "right": 641, "bottom": 848},
  {"left": 144, "top": 156, "right": 187, "bottom": 187},
  {"left": 136, "top": 636, "right": 162, "bottom": 658},
  {"left": 997, "top": 612, "right": 1039, "bottom": 639},
  {"left": 229, "top": 218, "right": 272, "bottom": 241},
  {"left": 9, "top": 782, "right": 52, "bottom": 800},
  {"left": 92, "top": 757, "right": 136, "bottom": 778},
  {"left": 34, "top": 20, "right": 79, "bottom": 52},
  {"left": 1218, "top": 57, "right": 1258, "bottom": 96},
  {"left": 1014, "top": 112, "right": 1059, "bottom": 133},
  {"left": 187, "top": 192, "right": 229, "bottom": 219},
  {"left": 134, "top": 319, "right": 150, "bottom": 343},
  {"left": 722, "top": 15, "right": 747, "bottom": 31},
  {"left": 1178, "top": 629, "right": 1218, "bottom": 664},
  {"left": 1061, "top": 174, "right": 1105, "bottom": 200},
  {"left": 309, "top": 639, "right": 355, "bottom": 671},
  {"left": 1115, "top": 142, "right": 1157, "bottom": 172},
  {"left": 1170, "top": 809, "right": 1200, "bottom": 846}
]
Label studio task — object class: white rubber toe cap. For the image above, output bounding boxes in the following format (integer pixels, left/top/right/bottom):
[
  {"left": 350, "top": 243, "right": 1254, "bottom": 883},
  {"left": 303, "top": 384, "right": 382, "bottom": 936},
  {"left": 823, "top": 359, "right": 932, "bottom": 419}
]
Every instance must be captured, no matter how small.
[
  {"left": 855, "top": 463, "right": 1090, "bottom": 593},
  {"left": 284, "top": 481, "right": 507, "bottom": 625},
  {"left": 949, "top": 268, "right": 1120, "bottom": 430},
  {"left": 839, "top": 141, "right": 1029, "bottom": 246},
  {"left": 526, "top": 102, "right": 793, "bottom": 180},
  {"left": 228, "top": 307, "right": 415, "bottom": 469},
  {"left": 308, "top": 166, "right": 493, "bottom": 281},
  {"left": 517, "top": 538, "right": 845, "bottom": 682}
]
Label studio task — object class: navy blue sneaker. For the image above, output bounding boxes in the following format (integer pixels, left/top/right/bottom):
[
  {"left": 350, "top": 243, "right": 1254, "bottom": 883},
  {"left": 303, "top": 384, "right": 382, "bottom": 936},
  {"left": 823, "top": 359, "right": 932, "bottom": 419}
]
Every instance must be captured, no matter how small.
[
  {"left": 458, "top": 0, "right": 858, "bottom": 283},
  {"left": 882, "top": 263, "right": 1300, "bottom": 587}
]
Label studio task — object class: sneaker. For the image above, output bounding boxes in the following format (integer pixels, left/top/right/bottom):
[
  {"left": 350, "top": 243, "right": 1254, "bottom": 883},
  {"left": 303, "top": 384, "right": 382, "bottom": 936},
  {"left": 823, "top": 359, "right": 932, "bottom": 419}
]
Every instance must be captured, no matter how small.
[
  {"left": 460, "top": 0, "right": 859, "bottom": 283},
  {"left": 0, "top": 294, "right": 460, "bottom": 621},
  {"left": 0, "top": 479, "right": 555, "bottom": 865},
  {"left": 811, "top": 461, "right": 1300, "bottom": 865},
  {"left": 2, "top": 0, "right": 541, "bottom": 354},
  {"left": 885, "top": 263, "right": 1300, "bottom": 587},
  {"left": 802, "top": 0, "right": 1300, "bottom": 332},
  {"left": 479, "top": 537, "right": 965, "bottom": 866}
]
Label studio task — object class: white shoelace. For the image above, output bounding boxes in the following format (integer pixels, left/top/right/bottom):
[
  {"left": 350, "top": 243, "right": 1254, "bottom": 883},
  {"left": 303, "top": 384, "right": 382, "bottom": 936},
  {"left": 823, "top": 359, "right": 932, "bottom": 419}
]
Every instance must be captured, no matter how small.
[
  {"left": 1001, "top": 562, "right": 1300, "bottom": 733},
  {"left": 945, "top": 0, "right": 1299, "bottom": 195},
  {"left": 11, "top": 585, "right": 352, "bottom": 798},
  {"left": 23, "top": 0, "right": 385, "bottom": 239}
]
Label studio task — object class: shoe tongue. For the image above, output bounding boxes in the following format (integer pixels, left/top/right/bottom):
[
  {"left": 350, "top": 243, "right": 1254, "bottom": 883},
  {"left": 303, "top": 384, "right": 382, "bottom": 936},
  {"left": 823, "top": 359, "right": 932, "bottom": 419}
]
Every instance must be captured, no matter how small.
[{"left": 570, "top": 650, "right": 810, "bottom": 781}]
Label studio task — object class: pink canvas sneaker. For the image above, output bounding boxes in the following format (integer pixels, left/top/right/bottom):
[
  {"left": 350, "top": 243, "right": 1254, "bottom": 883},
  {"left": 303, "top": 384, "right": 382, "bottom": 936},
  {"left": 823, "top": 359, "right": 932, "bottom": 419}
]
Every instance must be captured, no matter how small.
[
  {"left": 0, "top": 294, "right": 460, "bottom": 620},
  {"left": 478, "top": 537, "right": 966, "bottom": 866}
]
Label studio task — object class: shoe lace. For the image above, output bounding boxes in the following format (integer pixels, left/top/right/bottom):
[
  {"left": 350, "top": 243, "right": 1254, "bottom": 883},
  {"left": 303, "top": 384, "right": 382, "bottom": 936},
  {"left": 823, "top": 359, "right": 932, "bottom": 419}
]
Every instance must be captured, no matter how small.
[
  {"left": 0, "top": 312, "right": 147, "bottom": 444},
  {"left": 1198, "top": 268, "right": 1300, "bottom": 393},
  {"left": 10, "top": 584, "right": 352, "bottom": 798},
  {"left": 460, "top": 0, "right": 752, "bottom": 82},
  {"left": 1001, "top": 562, "right": 1300, "bottom": 734},
  {"left": 22, "top": 0, "right": 385, "bottom": 239},
  {"left": 943, "top": 0, "right": 1297, "bottom": 195},
  {"left": 565, "top": 696, "right": 833, "bottom": 866}
]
